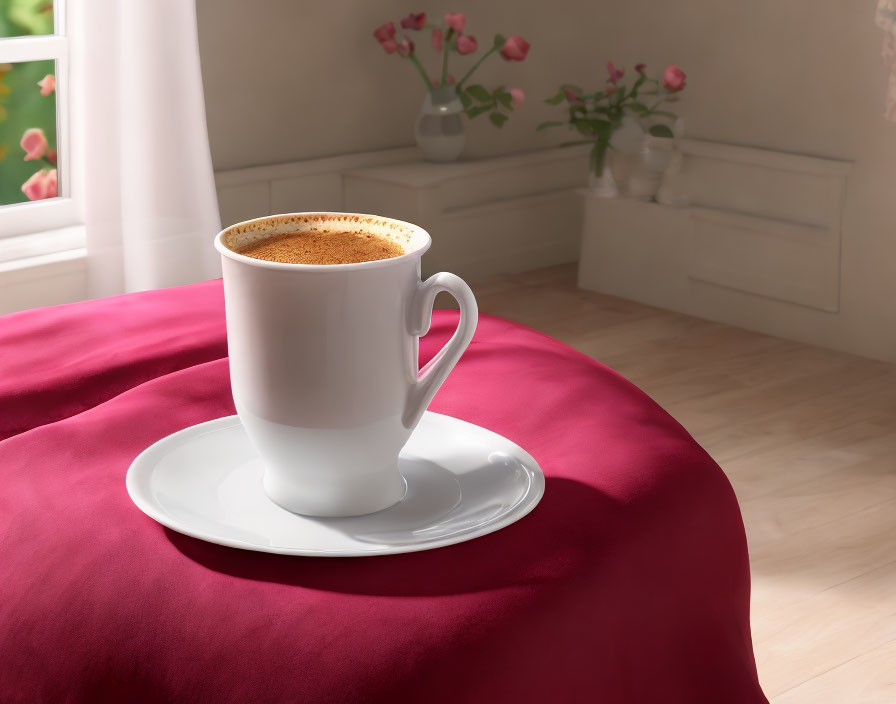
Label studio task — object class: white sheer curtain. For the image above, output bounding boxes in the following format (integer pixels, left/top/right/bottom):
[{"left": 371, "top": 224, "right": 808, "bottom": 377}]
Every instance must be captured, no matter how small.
[
  {"left": 75, "top": 0, "right": 221, "bottom": 297},
  {"left": 877, "top": 0, "right": 896, "bottom": 121}
]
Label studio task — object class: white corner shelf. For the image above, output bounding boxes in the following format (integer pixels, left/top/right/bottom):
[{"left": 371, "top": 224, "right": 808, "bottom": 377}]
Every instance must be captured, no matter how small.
[{"left": 578, "top": 139, "right": 854, "bottom": 351}]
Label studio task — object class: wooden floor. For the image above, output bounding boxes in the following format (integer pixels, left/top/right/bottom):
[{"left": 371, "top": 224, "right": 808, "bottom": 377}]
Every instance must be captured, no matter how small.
[{"left": 440, "top": 264, "right": 896, "bottom": 702}]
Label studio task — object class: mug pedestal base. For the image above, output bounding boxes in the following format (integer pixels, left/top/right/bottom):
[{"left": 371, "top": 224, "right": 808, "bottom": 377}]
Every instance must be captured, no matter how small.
[{"left": 262, "top": 466, "right": 408, "bottom": 518}]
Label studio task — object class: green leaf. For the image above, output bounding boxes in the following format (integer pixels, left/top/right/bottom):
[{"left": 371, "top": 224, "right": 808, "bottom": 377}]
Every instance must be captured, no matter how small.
[
  {"left": 626, "top": 102, "right": 649, "bottom": 113},
  {"left": 497, "top": 91, "right": 513, "bottom": 109},
  {"left": 648, "top": 124, "right": 675, "bottom": 138},
  {"left": 7, "top": 0, "right": 54, "bottom": 35},
  {"left": 492, "top": 85, "right": 505, "bottom": 99},
  {"left": 545, "top": 90, "right": 566, "bottom": 105},
  {"left": 466, "top": 104, "right": 492, "bottom": 119},
  {"left": 466, "top": 84, "right": 491, "bottom": 102},
  {"left": 536, "top": 120, "right": 565, "bottom": 131},
  {"left": 489, "top": 112, "right": 509, "bottom": 128},
  {"left": 493, "top": 33, "right": 506, "bottom": 48},
  {"left": 459, "top": 91, "right": 473, "bottom": 109}
]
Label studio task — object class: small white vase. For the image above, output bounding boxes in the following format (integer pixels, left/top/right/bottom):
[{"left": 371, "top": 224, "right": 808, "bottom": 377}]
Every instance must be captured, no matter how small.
[
  {"left": 609, "top": 116, "right": 646, "bottom": 197},
  {"left": 586, "top": 165, "right": 618, "bottom": 198},
  {"left": 655, "top": 119, "right": 689, "bottom": 207},
  {"left": 628, "top": 136, "right": 676, "bottom": 201},
  {"left": 415, "top": 87, "right": 465, "bottom": 163},
  {"left": 655, "top": 151, "right": 689, "bottom": 207}
]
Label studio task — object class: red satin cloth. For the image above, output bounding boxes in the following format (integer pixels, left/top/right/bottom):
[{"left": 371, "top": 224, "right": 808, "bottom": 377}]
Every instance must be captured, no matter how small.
[{"left": 0, "top": 280, "right": 767, "bottom": 703}]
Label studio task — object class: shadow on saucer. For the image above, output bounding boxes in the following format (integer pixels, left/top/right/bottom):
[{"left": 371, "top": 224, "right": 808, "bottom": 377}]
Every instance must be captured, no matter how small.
[{"left": 164, "top": 476, "right": 620, "bottom": 597}]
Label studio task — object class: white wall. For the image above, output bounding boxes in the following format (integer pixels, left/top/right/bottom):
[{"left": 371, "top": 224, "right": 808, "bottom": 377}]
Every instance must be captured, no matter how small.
[
  {"left": 585, "top": 1, "right": 896, "bottom": 360},
  {"left": 195, "top": 0, "right": 588, "bottom": 169},
  {"left": 196, "top": 1, "right": 896, "bottom": 361}
]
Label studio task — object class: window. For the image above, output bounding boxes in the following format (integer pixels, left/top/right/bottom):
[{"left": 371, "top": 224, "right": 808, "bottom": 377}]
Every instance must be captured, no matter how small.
[{"left": 0, "top": 0, "right": 80, "bottom": 241}]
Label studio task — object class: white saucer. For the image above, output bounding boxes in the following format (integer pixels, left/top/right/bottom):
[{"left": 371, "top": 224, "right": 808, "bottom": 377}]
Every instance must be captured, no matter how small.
[{"left": 126, "top": 412, "right": 544, "bottom": 557}]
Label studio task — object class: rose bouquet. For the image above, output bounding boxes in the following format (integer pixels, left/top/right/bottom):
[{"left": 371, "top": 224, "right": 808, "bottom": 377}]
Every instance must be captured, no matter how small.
[
  {"left": 0, "top": 62, "right": 57, "bottom": 204},
  {"left": 373, "top": 11, "right": 530, "bottom": 128},
  {"left": 537, "top": 62, "right": 687, "bottom": 178}
]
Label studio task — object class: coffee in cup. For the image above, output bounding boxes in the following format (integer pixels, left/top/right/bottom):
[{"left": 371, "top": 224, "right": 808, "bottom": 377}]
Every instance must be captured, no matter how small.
[{"left": 235, "top": 229, "right": 405, "bottom": 265}]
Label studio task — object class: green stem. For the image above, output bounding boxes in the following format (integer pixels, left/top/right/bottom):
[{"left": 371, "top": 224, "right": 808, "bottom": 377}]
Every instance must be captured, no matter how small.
[
  {"left": 439, "top": 28, "right": 451, "bottom": 87},
  {"left": 407, "top": 53, "right": 433, "bottom": 91},
  {"left": 593, "top": 140, "right": 609, "bottom": 177},
  {"left": 456, "top": 46, "right": 498, "bottom": 90},
  {"left": 645, "top": 95, "right": 668, "bottom": 114}
]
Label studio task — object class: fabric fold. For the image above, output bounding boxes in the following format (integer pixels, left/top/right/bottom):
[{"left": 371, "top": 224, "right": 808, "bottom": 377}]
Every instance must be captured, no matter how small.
[{"left": 0, "top": 280, "right": 226, "bottom": 441}]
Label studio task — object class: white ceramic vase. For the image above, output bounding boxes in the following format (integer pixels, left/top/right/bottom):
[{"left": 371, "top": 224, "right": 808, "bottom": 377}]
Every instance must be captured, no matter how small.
[
  {"left": 628, "top": 136, "right": 676, "bottom": 201},
  {"left": 608, "top": 116, "right": 646, "bottom": 197},
  {"left": 586, "top": 166, "right": 619, "bottom": 198},
  {"left": 415, "top": 87, "right": 465, "bottom": 163},
  {"left": 655, "top": 118, "right": 689, "bottom": 206}
]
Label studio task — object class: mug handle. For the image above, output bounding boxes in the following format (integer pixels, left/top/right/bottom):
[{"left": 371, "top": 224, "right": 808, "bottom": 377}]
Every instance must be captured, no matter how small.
[{"left": 404, "top": 272, "right": 478, "bottom": 428}]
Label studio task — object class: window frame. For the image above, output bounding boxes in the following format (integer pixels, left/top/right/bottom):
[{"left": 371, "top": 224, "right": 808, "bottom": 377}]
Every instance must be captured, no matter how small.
[{"left": 0, "top": 0, "right": 82, "bottom": 241}]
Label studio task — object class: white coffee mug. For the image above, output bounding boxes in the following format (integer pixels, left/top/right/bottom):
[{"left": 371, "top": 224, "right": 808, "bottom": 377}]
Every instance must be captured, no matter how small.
[{"left": 215, "top": 213, "right": 478, "bottom": 517}]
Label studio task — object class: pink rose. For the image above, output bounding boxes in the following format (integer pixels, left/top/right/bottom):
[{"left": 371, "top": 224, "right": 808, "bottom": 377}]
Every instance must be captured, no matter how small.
[
  {"left": 432, "top": 28, "right": 443, "bottom": 51},
  {"left": 400, "top": 13, "right": 426, "bottom": 30},
  {"left": 44, "top": 169, "right": 57, "bottom": 198},
  {"left": 635, "top": 63, "right": 646, "bottom": 74},
  {"left": 445, "top": 73, "right": 456, "bottom": 85},
  {"left": 47, "top": 149, "right": 57, "bottom": 165},
  {"left": 663, "top": 65, "right": 687, "bottom": 92},
  {"left": 606, "top": 61, "right": 624, "bottom": 84},
  {"left": 37, "top": 74, "right": 55, "bottom": 96},
  {"left": 380, "top": 39, "right": 398, "bottom": 54},
  {"left": 456, "top": 35, "right": 477, "bottom": 55},
  {"left": 444, "top": 13, "right": 465, "bottom": 33},
  {"left": 397, "top": 36, "right": 414, "bottom": 58},
  {"left": 500, "top": 35, "right": 530, "bottom": 61},
  {"left": 564, "top": 88, "right": 581, "bottom": 102},
  {"left": 374, "top": 22, "right": 396, "bottom": 48},
  {"left": 510, "top": 88, "right": 525, "bottom": 107},
  {"left": 21, "top": 168, "right": 57, "bottom": 201},
  {"left": 20, "top": 127, "right": 48, "bottom": 161}
]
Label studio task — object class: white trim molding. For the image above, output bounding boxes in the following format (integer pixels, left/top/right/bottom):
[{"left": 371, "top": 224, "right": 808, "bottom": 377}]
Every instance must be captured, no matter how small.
[
  {"left": 2, "top": 146, "right": 591, "bottom": 314},
  {"left": 215, "top": 146, "right": 590, "bottom": 281},
  {"left": 215, "top": 147, "right": 420, "bottom": 228},
  {"left": 0, "top": 246, "right": 86, "bottom": 315}
]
